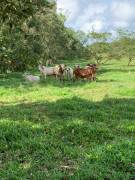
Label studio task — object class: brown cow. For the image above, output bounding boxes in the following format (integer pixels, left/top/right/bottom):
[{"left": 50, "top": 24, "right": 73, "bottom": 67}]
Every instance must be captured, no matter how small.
[
  {"left": 85, "top": 64, "right": 98, "bottom": 81},
  {"left": 73, "top": 67, "right": 93, "bottom": 81},
  {"left": 74, "top": 64, "right": 98, "bottom": 81}
]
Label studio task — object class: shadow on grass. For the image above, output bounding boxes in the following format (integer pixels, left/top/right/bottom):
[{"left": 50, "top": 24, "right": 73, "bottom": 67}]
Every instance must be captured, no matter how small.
[
  {"left": 0, "top": 72, "right": 103, "bottom": 89},
  {"left": 0, "top": 97, "right": 135, "bottom": 126},
  {"left": 0, "top": 97, "right": 135, "bottom": 179},
  {"left": 99, "top": 67, "right": 135, "bottom": 75},
  {"left": 0, "top": 72, "right": 29, "bottom": 89}
]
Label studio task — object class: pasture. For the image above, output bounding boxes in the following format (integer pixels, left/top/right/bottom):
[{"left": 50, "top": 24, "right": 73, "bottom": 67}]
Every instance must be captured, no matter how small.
[{"left": 0, "top": 59, "right": 135, "bottom": 179}]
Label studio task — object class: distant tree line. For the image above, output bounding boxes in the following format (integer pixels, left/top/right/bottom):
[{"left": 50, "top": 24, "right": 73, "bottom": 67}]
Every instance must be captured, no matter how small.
[{"left": 0, "top": 0, "right": 135, "bottom": 73}]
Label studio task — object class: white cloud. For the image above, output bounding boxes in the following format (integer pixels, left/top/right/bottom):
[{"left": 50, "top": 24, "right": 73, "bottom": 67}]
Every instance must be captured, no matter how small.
[
  {"left": 80, "top": 22, "right": 91, "bottom": 32},
  {"left": 57, "top": 0, "right": 79, "bottom": 23},
  {"left": 57, "top": 0, "right": 135, "bottom": 33},
  {"left": 76, "top": 2, "right": 107, "bottom": 32},
  {"left": 78, "top": 3, "right": 107, "bottom": 24},
  {"left": 90, "top": 20, "right": 105, "bottom": 32},
  {"left": 110, "top": 1, "right": 135, "bottom": 30},
  {"left": 111, "top": 1, "right": 135, "bottom": 22},
  {"left": 110, "top": 30, "right": 117, "bottom": 39},
  {"left": 81, "top": 19, "right": 105, "bottom": 32}
]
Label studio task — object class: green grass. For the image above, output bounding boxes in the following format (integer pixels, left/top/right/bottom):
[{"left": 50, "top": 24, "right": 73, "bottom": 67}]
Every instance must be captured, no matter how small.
[{"left": 0, "top": 59, "right": 135, "bottom": 179}]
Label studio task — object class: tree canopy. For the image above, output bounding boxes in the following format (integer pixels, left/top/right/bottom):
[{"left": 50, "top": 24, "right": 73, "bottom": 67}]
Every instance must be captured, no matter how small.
[
  {"left": 0, "top": 0, "right": 56, "bottom": 27},
  {"left": 0, "top": 0, "right": 85, "bottom": 72},
  {"left": 0, "top": 1, "right": 135, "bottom": 73}
]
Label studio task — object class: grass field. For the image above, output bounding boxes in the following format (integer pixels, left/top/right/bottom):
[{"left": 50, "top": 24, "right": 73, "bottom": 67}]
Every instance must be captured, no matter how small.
[{"left": 0, "top": 59, "right": 135, "bottom": 179}]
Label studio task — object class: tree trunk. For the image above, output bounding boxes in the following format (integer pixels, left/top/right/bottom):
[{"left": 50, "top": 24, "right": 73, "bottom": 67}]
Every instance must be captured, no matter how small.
[
  {"left": 128, "top": 57, "right": 132, "bottom": 66},
  {"left": 102, "top": 59, "right": 109, "bottom": 65}
]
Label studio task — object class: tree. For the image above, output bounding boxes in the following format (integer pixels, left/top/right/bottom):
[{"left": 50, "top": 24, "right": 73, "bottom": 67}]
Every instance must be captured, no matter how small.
[
  {"left": 0, "top": 1, "right": 84, "bottom": 72},
  {"left": 0, "top": 0, "right": 57, "bottom": 72},
  {"left": 87, "top": 31, "right": 112, "bottom": 64},
  {"left": 0, "top": 0, "right": 56, "bottom": 28},
  {"left": 110, "top": 29, "right": 135, "bottom": 66}
]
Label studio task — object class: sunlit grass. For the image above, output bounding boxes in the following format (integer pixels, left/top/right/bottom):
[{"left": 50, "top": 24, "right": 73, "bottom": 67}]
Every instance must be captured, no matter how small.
[{"left": 0, "top": 59, "right": 135, "bottom": 179}]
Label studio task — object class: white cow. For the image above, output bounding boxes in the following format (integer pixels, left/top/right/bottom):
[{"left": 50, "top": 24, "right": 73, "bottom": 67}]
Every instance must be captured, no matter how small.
[
  {"left": 38, "top": 64, "right": 65, "bottom": 79},
  {"left": 63, "top": 66, "right": 74, "bottom": 81},
  {"left": 23, "top": 74, "right": 40, "bottom": 82}
]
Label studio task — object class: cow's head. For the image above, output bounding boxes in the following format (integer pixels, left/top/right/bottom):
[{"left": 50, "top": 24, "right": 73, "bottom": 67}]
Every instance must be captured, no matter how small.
[{"left": 59, "top": 64, "right": 66, "bottom": 74}]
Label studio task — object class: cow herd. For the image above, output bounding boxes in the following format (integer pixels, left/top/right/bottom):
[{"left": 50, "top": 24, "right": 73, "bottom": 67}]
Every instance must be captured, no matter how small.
[
  {"left": 38, "top": 63, "right": 98, "bottom": 81},
  {"left": 23, "top": 63, "right": 98, "bottom": 82}
]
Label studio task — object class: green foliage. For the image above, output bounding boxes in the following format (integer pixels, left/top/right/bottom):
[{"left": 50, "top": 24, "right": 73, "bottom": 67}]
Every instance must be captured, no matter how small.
[
  {"left": 86, "top": 32, "right": 112, "bottom": 64},
  {"left": 86, "top": 29, "right": 135, "bottom": 66},
  {"left": 0, "top": 0, "right": 56, "bottom": 27},
  {"left": 0, "top": 0, "right": 85, "bottom": 72},
  {"left": 0, "top": 1, "right": 57, "bottom": 72},
  {"left": 109, "top": 29, "right": 135, "bottom": 65},
  {"left": 89, "top": 31, "right": 112, "bottom": 42}
]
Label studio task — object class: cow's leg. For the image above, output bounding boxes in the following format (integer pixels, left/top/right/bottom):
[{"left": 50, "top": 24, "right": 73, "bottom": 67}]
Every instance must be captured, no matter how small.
[
  {"left": 55, "top": 74, "right": 58, "bottom": 80},
  {"left": 72, "top": 74, "right": 75, "bottom": 82},
  {"left": 87, "top": 77, "right": 91, "bottom": 82},
  {"left": 93, "top": 74, "right": 96, "bottom": 81},
  {"left": 59, "top": 75, "right": 62, "bottom": 81},
  {"left": 74, "top": 75, "right": 76, "bottom": 82},
  {"left": 91, "top": 75, "right": 93, "bottom": 81},
  {"left": 95, "top": 74, "right": 97, "bottom": 81},
  {"left": 59, "top": 74, "right": 63, "bottom": 82},
  {"left": 40, "top": 72, "right": 44, "bottom": 79},
  {"left": 88, "top": 75, "right": 92, "bottom": 81},
  {"left": 66, "top": 72, "right": 68, "bottom": 81},
  {"left": 44, "top": 74, "right": 47, "bottom": 79},
  {"left": 92, "top": 74, "right": 94, "bottom": 81},
  {"left": 76, "top": 76, "right": 79, "bottom": 81},
  {"left": 68, "top": 72, "right": 70, "bottom": 81},
  {"left": 90, "top": 74, "right": 93, "bottom": 81}
]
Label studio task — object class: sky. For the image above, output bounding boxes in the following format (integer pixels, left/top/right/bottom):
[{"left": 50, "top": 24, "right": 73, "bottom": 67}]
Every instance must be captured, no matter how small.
[{"left": 57, "top": 0, "right": 135, "bottom": 34}]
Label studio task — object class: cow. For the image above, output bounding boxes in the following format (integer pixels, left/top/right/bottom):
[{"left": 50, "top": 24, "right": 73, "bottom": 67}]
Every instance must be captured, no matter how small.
[
  {"left": 23, "top": 74, "right": 40, "bottom": 82},
  {"left": 73, "top": 67, "right": 93, "bottom": 81},
  {"left": 38, "top": 64, "right": 65, "bottom": 80},
  {"left": 74, "top": 64, "right": 98, "bottom": 81},
  {"left": 86, "top": 64, "right": 98, "bottom": 81},
  {"left": 63, "top": 66, "right": 74, "bottom": 81}
]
